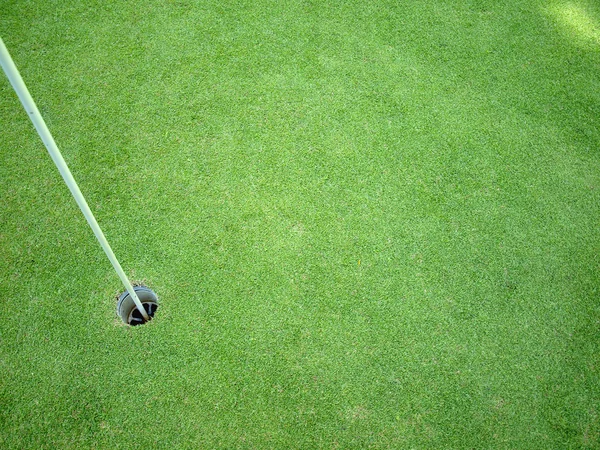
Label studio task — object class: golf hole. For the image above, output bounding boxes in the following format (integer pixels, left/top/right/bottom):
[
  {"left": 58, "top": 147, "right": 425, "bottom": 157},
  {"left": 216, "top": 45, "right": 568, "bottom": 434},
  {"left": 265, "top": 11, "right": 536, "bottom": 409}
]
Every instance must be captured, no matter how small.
[{"left": 116, "top": 286, "right": 158, "bottom": 326}]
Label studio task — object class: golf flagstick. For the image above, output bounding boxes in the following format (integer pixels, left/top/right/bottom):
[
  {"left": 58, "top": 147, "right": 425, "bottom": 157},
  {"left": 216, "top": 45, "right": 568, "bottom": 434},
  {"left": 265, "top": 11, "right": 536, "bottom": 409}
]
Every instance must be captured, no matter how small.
[{"left": 0, "top": 37, "right": 150, "bottom": 321}]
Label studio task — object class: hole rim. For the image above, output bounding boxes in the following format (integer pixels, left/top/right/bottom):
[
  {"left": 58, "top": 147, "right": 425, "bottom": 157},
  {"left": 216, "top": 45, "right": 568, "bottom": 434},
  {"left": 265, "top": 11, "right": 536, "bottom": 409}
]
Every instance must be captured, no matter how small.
[{"left": 116, "top": 286, "right": 159, "bottom": 326}]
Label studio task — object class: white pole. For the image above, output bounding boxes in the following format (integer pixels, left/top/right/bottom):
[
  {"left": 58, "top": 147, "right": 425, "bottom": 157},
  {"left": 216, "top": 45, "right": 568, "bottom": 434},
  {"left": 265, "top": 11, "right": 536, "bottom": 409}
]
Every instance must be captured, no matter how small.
[{"left": 0, "top": 37, "right": 149, "bottom": 321}]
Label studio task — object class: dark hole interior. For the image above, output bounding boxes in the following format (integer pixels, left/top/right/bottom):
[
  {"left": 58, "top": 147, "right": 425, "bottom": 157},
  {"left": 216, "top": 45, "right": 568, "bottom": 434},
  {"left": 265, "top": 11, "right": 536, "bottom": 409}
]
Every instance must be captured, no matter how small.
[{"left": 129, "top": 303, "right": 158, "bottom": 326}]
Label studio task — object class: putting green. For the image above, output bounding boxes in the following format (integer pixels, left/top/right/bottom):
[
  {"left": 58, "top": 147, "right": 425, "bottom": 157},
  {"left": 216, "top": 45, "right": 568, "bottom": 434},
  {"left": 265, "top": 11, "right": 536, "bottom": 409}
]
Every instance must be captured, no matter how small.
[{"left": 0, "top": 0, "right": 598, "bottom": 448}]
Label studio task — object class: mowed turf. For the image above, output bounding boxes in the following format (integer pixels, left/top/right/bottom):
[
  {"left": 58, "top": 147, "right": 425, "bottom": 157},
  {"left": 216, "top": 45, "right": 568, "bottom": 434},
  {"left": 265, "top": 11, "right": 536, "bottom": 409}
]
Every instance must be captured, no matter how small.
[{"left": 1, "top": 0, "right": 599, "bottom": 447}]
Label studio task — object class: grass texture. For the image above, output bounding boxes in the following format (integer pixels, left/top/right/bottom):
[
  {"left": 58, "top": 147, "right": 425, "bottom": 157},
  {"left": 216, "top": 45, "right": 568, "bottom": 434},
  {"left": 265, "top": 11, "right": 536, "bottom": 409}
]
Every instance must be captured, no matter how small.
[{"left": 1, "top": 0, "right": 599, "bottom": 448}]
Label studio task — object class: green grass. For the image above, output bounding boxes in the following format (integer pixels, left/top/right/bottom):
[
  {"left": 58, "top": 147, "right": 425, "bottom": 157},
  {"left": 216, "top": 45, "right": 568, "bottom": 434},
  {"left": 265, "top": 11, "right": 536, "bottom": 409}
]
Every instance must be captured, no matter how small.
[{"left": 1, "top": 0, "right": 599, "bottom": 447}]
